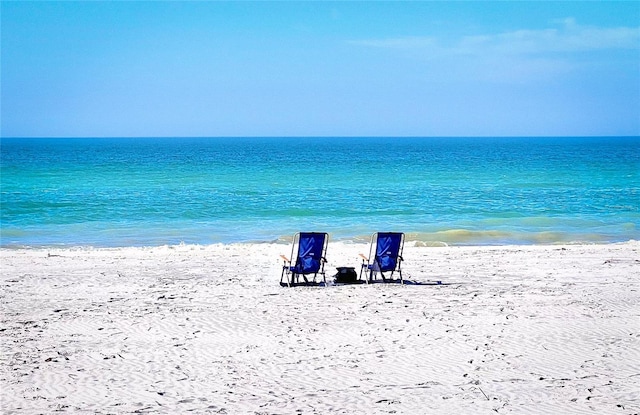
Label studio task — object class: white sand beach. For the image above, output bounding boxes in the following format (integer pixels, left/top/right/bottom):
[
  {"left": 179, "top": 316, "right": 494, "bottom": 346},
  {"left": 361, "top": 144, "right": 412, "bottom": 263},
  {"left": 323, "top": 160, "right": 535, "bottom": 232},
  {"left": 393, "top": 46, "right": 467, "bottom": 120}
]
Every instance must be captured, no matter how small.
[{"left": 1, "top": 242, "right": 639, "bottom": 414}]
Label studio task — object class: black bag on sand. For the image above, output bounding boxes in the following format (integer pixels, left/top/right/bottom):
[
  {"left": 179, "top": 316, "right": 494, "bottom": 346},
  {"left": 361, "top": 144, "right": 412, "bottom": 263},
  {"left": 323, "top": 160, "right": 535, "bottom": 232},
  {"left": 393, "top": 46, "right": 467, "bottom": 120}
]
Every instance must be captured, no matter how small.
[{"left": 334, "top": 267, "right": 358, "bottom": 283}]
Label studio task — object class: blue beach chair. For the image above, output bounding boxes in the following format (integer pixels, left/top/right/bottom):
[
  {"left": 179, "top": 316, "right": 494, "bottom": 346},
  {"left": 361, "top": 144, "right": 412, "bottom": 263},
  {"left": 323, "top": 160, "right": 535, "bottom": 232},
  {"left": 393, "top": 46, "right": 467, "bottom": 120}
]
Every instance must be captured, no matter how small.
[
  {"left": 359, "top": 232, "right": 405, "bottom": 284},
  {"left": 280, "top": 232, "right": 329, "bottom": 287}
]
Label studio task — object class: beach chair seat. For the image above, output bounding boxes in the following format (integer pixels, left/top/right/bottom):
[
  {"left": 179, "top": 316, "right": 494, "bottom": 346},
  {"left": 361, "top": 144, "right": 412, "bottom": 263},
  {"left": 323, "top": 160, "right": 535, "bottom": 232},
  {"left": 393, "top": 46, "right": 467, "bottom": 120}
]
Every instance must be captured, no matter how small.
[
  {"left": 359, "top": 232, "right": 405, "bottom": 284},
  {"left": 280, "top": 232, "right": 329, "bottom": 287}
]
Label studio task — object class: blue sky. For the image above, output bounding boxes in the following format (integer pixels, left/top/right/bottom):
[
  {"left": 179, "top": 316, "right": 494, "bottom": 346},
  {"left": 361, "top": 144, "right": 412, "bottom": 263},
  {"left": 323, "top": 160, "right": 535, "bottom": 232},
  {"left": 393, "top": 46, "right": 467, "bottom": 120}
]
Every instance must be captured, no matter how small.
[{"left": 2, "top": 1, "right": 639, "bottom": 137}]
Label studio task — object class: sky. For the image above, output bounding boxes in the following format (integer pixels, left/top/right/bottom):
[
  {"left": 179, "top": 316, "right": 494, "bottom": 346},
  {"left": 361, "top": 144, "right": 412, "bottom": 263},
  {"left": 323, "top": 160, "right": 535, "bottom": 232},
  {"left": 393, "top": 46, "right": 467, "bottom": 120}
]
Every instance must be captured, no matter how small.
[{"left": 1, "top": 1, "right": 639, "bottom": 138}]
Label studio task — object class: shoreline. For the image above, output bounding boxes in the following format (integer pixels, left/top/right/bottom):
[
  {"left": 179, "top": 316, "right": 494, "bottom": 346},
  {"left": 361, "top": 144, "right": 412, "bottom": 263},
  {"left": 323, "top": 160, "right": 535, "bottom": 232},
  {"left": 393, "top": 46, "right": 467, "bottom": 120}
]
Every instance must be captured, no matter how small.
[
  {"left": 3, "top": 222, "right": 637, "bottom": 250},
  {"left": 1, "top": 242, "right": 639, "bottom": 414},
  {"left": 1, "top": 236, "right": 638, "bottom": 251}
]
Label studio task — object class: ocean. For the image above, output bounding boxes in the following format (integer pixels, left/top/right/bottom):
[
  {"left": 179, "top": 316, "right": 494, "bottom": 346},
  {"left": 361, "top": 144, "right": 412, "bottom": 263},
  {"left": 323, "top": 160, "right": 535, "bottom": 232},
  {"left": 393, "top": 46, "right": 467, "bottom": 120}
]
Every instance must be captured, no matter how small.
[{"left": 1, "top": 137, "right": 638, "bottom": 248}]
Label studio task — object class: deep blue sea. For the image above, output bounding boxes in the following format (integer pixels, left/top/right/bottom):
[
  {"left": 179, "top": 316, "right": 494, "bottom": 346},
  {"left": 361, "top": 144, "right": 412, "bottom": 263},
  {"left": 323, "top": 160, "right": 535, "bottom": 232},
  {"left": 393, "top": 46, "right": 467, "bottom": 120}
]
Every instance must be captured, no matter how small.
[{"left": 1, "top": 137, "right": 638, "bottom": 248}]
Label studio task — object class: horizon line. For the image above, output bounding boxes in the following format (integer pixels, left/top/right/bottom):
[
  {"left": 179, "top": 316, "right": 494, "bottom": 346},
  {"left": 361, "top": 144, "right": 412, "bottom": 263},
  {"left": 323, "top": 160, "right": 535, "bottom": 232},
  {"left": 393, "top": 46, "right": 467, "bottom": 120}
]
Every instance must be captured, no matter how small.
[{"left": 2, "top": 134, "right": 639, "bottom": 140}]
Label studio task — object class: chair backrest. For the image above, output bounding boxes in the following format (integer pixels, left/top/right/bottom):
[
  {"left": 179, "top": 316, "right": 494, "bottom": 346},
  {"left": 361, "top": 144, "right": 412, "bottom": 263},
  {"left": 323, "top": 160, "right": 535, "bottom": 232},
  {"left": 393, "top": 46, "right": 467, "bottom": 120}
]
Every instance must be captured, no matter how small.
[
  {"left": 294, "top": 232, "right": 328, "bottom": 274},
  {"left": 374, "top": 232, "right": 404, "bottom": 272}
]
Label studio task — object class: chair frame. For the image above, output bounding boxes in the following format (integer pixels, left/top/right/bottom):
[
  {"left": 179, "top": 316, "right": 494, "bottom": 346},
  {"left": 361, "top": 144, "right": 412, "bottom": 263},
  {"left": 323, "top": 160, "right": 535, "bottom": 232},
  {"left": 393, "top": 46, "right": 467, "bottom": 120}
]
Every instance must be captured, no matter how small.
[
  {"left": 280, "top": 232, "right": 328, "bottom": 287},
  {"left": 359, "top": 232, "right": 405, "bottom": 284}
]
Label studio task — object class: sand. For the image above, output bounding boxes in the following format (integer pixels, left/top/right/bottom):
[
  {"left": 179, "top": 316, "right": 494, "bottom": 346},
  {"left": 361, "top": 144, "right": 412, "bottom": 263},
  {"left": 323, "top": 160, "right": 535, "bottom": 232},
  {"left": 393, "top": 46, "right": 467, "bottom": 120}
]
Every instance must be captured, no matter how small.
[{"left": 1, "top": 241, "right": 639, "bottom": 414}]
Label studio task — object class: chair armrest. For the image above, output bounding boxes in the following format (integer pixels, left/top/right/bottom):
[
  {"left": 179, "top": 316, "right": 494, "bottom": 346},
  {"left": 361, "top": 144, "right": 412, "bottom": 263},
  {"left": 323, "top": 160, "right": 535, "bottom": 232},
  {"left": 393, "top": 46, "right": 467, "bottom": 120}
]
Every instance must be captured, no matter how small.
[
  {"left": 359, "top": 253, "right": 369, "bottom": 261},
  {"left": 280, "top": 255, "right": 291, "bottom": 263}
]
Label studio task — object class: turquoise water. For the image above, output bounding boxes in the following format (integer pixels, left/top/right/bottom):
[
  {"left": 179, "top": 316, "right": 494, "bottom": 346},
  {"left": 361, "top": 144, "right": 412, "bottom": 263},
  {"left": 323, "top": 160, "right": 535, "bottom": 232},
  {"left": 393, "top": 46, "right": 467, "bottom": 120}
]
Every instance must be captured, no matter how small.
[{"left": 1, "top": 137, "right": 638, "bottom": 247}]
